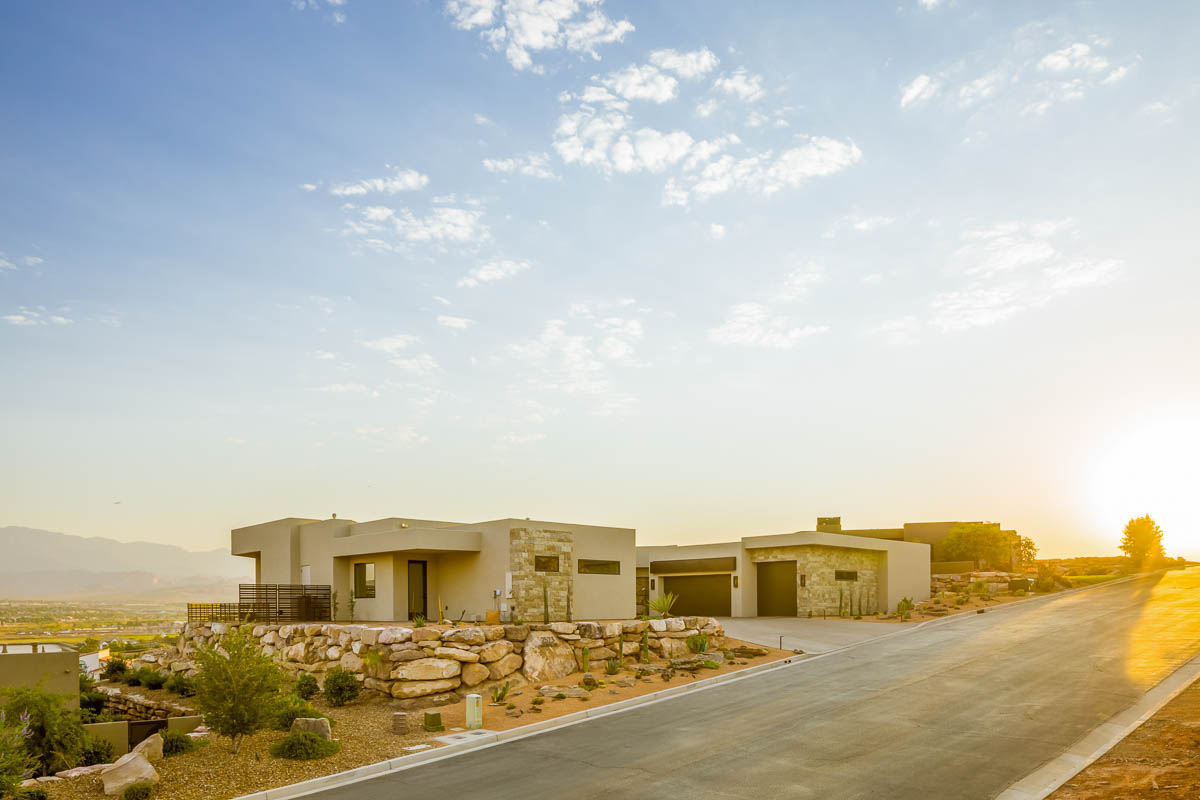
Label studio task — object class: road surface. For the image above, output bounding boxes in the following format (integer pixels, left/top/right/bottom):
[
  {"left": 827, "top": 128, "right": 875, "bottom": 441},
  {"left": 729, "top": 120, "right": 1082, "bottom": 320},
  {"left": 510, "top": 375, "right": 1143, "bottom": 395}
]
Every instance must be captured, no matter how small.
[{"left": 306, "top": 569, "right": 1200, "bottom": 800}]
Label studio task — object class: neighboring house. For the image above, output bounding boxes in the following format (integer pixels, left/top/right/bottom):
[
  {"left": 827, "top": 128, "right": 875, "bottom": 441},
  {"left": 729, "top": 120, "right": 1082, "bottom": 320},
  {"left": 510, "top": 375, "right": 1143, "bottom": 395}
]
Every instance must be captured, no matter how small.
[
  {"left": 638, "top": 518, "right": 933, "bottom": 618},
  {"left": 0, "top": 643, "right": 80, "bottom": 706},
  {"left": 232, "top": 515, "right": 636, "bottom": 623}
]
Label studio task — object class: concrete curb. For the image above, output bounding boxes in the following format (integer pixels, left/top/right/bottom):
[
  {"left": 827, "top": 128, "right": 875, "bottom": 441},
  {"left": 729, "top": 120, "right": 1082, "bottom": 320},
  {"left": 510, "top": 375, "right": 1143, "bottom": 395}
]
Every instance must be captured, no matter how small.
[
  {"left": 232, "top": 570, "right": 1172, "bottom": 800},
  {"left": 996, "top": 652, "right": 1200, "bottom": 800}
]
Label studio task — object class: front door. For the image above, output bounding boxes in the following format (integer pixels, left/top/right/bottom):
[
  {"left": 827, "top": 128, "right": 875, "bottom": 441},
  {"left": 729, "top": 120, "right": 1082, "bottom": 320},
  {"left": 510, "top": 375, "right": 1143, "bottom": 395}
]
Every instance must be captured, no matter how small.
[{"left": 407, "top": 560, "right": 427, "bottom": 620}]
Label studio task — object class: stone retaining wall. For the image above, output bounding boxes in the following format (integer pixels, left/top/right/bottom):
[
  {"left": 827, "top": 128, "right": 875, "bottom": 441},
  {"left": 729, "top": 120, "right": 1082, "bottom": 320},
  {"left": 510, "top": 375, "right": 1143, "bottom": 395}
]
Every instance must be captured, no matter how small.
[
  {"left": 154, "top": 617, "right": 724, "bottom": 709},
  {"left": 94, "top": 685, "right": 193, "bottom": 720}
]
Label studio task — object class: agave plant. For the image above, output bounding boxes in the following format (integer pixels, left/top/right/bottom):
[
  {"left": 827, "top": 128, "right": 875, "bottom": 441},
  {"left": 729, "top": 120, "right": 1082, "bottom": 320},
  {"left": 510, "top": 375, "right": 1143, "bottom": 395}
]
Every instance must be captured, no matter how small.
[{"left": 649, "top": 591, "right": 678, "bottom": 618}]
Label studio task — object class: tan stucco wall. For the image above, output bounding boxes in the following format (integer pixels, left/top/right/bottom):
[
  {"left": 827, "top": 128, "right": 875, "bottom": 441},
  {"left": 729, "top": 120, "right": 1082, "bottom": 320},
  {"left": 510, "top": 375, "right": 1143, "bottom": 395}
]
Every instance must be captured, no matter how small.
[
  {"left": 638, "top": 541, "right": 747, "bottom": 616},
  {"left": 0, "top": 650, "right": 79, "bottom": 706}
]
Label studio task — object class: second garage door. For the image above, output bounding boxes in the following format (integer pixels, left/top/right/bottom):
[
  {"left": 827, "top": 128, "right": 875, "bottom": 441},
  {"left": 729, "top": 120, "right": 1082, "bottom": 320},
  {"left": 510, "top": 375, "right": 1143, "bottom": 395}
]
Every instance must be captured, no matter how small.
[
  {"left": 663, "top": 574, "right": 732, "bottom": 617},
  {"left": 757, "top": 560, "right": 798, "bottom": 616}
]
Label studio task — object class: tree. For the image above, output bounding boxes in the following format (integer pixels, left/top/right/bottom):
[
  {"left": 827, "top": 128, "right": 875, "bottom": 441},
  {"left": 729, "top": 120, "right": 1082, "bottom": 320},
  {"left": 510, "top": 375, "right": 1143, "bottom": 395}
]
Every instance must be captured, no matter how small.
[
  {"left": 938, "top": 523, "right": 1020, "bottom": 570},
  {"left": 1015, "top": 536, "right": 1038, "bottom": 568},
  {"left": 192, "top": 625, "right": 281, "bottom": 754},
  {"left": 1119, "top": 515, "right": 1165, "bottom": 567}
]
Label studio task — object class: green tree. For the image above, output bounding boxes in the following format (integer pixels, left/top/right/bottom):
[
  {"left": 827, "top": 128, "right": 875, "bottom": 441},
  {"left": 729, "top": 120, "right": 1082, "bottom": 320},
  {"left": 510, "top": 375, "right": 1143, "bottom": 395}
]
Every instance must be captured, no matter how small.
[
  {"left": 0, "top": 688, "right": 86, "bottom": 776},
  {"left": 938, "top": 523, "right": 1020, "bottom": 570},
  {"left": 0, "top": 709, "right": 38, "bottom": 794},
  {"left": 192, "top": 625, "right": 281, "bottom": 754},
  {"left": 1015, "top": 536, "right": 1038, "bottom": 568},
  {"left": 1119, "top": 515, "right": 1165, "bottom": 567}
]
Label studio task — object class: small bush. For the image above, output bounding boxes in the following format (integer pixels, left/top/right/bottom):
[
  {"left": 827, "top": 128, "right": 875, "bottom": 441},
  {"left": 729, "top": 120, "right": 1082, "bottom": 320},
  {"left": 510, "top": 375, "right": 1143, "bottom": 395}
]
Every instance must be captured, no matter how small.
[
  {"left": 604, "top": 658, "right": 620, "bottom": 676},
  {"left": 412, "top": 615, "right": 426, "bottom": 628},
  {"left": 269, "top": 731, "right": 340, "bottom": 760},
  {"left": 138, "top": 669, "right": 166, "bottom": 690},
  {"left": 122, "top": 781, "right": 154, "bottom": 800},
  {"left": 531, "top": 697, "right": 544, "bottom": 705},
  {"left": 164, "top": 675, "right": 195, "bottom": 697},
  {"left": 271, "top": 694, "right": 325, "bottom": 731},
  {"left": 505, "top": 703, "right": 515, "bottom": 710},
  {"left": 554, "top": 693, "right": 566, "bottom": 700},
  {"left": 80, "top": 734, "right": 116, "bottom": 766},
  {"left": 121, "top": 670, "right": 141, "bottom": 687},
  {"left": 322, "top": 667, "right": 359, "bottom": 707},
  {"left": 702, "top": 660, "right": 720, "bottom": 670},
  {"left": 80, "top": 690, "right": 107, "bottom": 718},
  {"left": 79, "top": 674, "right": 96, "bottom": 692},
  {"left": 490, "top": 682, "right": 511, "bottom": 703},
  {"left": 102, "top": 660, "right": 128, "bottom": 681},
  {"left": 294, "top": 673, "right": 319, "bottom": 700},
  {"left": 15, "top": 789, "right": 49, "bottom": 800},
  {"left": 686, "top": 633, "right": 708, "bottom": 654},
  {"left": 161, "top": 729, "right": 198, "bottom": 758}
]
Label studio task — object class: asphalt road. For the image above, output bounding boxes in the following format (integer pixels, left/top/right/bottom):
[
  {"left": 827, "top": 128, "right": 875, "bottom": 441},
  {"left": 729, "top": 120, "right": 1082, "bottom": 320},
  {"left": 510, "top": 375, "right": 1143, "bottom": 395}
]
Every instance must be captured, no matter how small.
[{"left": 307, "top": 569, "right": 1200, "bottom": 800}]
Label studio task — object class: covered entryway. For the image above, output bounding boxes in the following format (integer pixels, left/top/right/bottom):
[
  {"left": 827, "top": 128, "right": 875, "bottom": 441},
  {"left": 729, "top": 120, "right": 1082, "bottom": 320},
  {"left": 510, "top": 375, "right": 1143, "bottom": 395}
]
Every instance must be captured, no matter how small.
[
  {"left": 757, "top": 560, "right": 798, "bottom": 616},
  {"left": 663, "top": 574, "right": 732, "bottom": 617}
]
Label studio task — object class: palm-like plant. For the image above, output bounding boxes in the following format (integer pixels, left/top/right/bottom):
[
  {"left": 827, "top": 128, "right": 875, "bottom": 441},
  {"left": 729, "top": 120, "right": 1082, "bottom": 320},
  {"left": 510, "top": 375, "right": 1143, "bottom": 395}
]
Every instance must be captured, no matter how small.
[{"left": 649, "top": 591, "right": 678, "bottom": 618}]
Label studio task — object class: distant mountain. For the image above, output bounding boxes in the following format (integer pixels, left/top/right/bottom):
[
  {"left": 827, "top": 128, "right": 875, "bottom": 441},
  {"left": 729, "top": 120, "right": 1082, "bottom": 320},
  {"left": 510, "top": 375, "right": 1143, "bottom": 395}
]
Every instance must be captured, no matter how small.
[{"left": 0, "top": 526, "right": 254, "bottom": 601}]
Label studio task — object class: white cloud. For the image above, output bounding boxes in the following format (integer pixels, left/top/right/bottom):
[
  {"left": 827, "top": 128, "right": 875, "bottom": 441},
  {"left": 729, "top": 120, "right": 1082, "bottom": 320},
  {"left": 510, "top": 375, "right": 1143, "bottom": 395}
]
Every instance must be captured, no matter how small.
[
  {"left": 330, "top": 167, "right": 429, "bottom": 197},
  {"left": 2, "top": 307, "right": 73, "bottom": 326},
  {"left": 437, "top": 314, "right": 476, "bottom": 330},
  {"left": 0, "top": 256, "right": 15, "bottom": 272},
  {"left": 603, "top": 64, "right": 678, "bottom": 103},
  {"left": 709, "top": 223, "right": 726, "bottom": 240},
  {"left": 695, "top": 99, "right": 719, "bottom": 118},
  {"left": 825, "top": 214, "right": 897, "bottom": 238},
  {"left": 447, "top": 0, "right": 634, "bottom": 72},
  {"left": 391, "top": 207, "right": 488, "bottom": 244},
  {"left": 1101, "top": 65, "right": 1130, "bottom": 85},
  {"left": 355, "top": 425, "right": 428, "bottom": 447},
  {"left": 708, "top": 303, "right": 828, "bottom": 349},
  {"left": 433, "top": 295, "right": 451, "bottom": 305},
  {"left": 316, "top": 383, "right": 380, "bottom": 398},
  {"left": 918, "top": 0, "right": 942, "bottom": 8},
  {"left": 361, "top": 334, "right": 420, "bottom": 355},
  {"left": 1038, "top": 43, "right": 1109, "bottom": 74},
  {"left": 482, "top": 152, "right": 559, "bottom": 179},
  {"left": 497, "top": 432, "right": 546, "bottom": 445},
  {"left": 900, "top": 74, "right": 941, "bottom": 108},
  {"left": 865, "top": 315, "right": 921, "bottom": 346},
  {"left": 958, "top": 70, "right": 1006, "bottom": 107},
  {"left": 661, "top": 178, "right": 689, "bottom": 207},
  {"left": 713, "top": 68, "right": 766, "bottom": 102},
  {"left": 649, "top": 47, "right": 719, "bottom": 79},
  {"left": 473, "top": 112, "right": 494, "bottom": 126},
  {"left": 774, "top": 262, "right": 825, "bottom": 302},
  {"left": 314, "top": 350, "right": 336, "bottom": 360},
  {"left": 390, "top": 353, "right": 440, "bottom": 375},
  {"left": 457, "top": 258, "right": 531, "bottom": 288},
  {"left": 691, "top": 136, "right": 863, "bottom": 198},
  {"left": 1142, "top": 100, "right": 1171, "bottom": 115}
]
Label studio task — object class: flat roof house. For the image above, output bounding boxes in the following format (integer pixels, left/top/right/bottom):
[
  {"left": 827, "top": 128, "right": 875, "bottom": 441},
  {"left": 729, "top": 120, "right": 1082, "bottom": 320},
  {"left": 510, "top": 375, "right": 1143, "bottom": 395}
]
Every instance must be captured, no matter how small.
[
  {"left": 231, "top": 515, "right": 636, "bottom": 623},
  {"left": 638, "top": 518, "right": 932, "bottom": 618}
]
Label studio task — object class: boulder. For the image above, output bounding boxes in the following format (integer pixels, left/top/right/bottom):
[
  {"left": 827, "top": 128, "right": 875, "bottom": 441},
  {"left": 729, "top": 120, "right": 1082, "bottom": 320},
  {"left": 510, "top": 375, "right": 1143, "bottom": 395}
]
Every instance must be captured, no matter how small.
[
  {"left": 390, "top": 649, "right": 426, "bottom": 663},
  {"left": 665, "top": 618, "right": 686, "bottom": 632},
  {"left": 131, "top": 733, "right": 162, "bottom": 762},
  {"left": 360, "top": 627, "right": 387, "bottom": 646},
  {"left": 549, "top": 622, "right": 577, "bottom": 635},
  {"left": 441, "top": 627, "right": 486, "bottom": 645},
  {"left": 326, "top": 646, "right": 343, "bottom": 661},
  {"left": 730, "top": 645, "right": 769, "bottom": 658},
  {"left": 285, "top": 642, "right": 307, "bottom": 662},
  {"left": 521, "top": 631, "right": 578, "bottom": 683},
  {"left": 412, "top": 628, "right": 442, "bottom": 643},
  {"left": 502, "top": 624, "right": 530, "bottom": 641},
  {"left": 100, "top": 752, "right": 159, "bottom": 797},
  {"left": 487, "top": 652, "right": 523, "bottom": 681},
  {"left": 648, "top": 618, "right": 667, "bottom": 632},
  {"left": 391, "top": 658, "right": 461, "bottom": 681},
  {"left": 538, "top": 685, "right": 588, "bottom": 698},
  {"left": 378, "top": 627, "right": 413, "bottom": 645},
  {"left": 211, "top": 622, "right": 228, "bottom": 635},
  {"left": 576, "top": 622, "right": 602, "bottom": 639},
  {"left": 659, "top": 638, "right": 691, "bottom": 659},
  {"left": 364, "top": 678, "right": 393, "bottom": 694},
  {"left": 434, "top": 646, "right": 480, "bottom": 663},
  {"left": 461, "top": 663, "right": 490, "bottom": 687},
  {"left": 621, "top": 620, "right": 648, "bottom": 634},
  {"left": 478, "top": 640, "right": 514, "bottom": 663},
  {"left": 483, "top": 625, "right": 507, "bottom": 641},
  {"left": 290, "top": 717, "right": 333, "bottom": 741},
  {"left": 339, "top": 652, "right": 364, "bottom": 672},
  {"left": 391, "top": 678, "right": 461, "bottom": 700},
  {"left": 389, "top": 691, "right": 460, "bottom": 711}
]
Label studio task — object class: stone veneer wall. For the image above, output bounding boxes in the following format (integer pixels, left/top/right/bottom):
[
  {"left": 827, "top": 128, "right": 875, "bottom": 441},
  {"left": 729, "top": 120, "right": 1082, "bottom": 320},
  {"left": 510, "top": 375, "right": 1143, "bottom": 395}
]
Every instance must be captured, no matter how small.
[
  {"left": 153, "top": 616, "right": 725, "bottom": 710},
  {"left": 508, "top": 527, "right": 574, "bottom": 623},
  {"left": 94, "top": 684, "right": 193, "bottom": 720},
  {"left": 748, "top": 545, "right": 882, "bottom": 615}
]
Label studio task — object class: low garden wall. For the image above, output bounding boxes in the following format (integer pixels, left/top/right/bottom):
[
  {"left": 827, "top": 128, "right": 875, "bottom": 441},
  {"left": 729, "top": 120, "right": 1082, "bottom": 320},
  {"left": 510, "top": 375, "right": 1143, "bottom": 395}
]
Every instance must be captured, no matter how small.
[
  {"left": 94, "top": 684, "right": 194, "bottom": 720},
  {"left": 155, "top": 617, "right": 725, "bottom": 708}
]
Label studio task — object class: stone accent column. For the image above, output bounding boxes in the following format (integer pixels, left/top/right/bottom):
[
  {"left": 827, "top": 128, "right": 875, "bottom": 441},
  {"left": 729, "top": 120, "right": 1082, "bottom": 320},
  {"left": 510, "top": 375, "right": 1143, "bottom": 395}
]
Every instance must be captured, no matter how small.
[{"left": 508, "top": 528, "right": 574, "bottom": 622}]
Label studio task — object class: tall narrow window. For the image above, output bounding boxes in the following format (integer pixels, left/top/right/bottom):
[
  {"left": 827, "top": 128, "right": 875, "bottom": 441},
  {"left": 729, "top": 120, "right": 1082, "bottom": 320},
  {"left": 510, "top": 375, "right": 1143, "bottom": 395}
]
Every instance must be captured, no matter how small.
[
  {"left": 354, "top": 562, "right": 376, "bottom": 598},
  {"left": 300, "top": 565, "right": 311, "bottom": 586}
]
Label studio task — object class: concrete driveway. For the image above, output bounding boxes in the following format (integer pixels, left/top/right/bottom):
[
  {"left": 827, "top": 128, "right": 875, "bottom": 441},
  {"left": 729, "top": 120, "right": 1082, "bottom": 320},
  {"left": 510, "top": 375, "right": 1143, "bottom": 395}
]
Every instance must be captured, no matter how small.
[
  {"left": 301, "top": 568, "right": 1200, "bottom": 800},
  {"left": 719, "top": 615, "right": 909, "bottom": 653}
]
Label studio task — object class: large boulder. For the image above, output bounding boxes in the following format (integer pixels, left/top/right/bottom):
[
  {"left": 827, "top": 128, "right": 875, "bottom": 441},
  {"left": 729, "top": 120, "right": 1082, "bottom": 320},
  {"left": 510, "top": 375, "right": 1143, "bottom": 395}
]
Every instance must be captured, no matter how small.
[
  {"left": 433, "top": 646, "right": 479, "bottom": 663},
  {"left": 460, "top": 663, "right": 490, "bottom": 687},
  {"left": 339, "top": 652, "right": 364, "bottom": 672},
  {"left": 441, "top": 627, "right": 486, "bottom": 645},
  {"left": 478, "top": 640, "right": 514, "bottom": 663},
  {"left": 391, "top": 678, "right": 461, "bottom": 699},
  {"left": 290, "top": 717, "right": 333, "bottom": 741},
  {"left": 521, "top": 631, "right": 578, "bottom": 683},
  {"left": 488, "top": 653, "right": 523, "bottom": 681},
  {"left": 412, "top": 628, "right": 441, "bottom": 643},
  {"left": 378, "top": 627, "right": 413, "bottom": 645},
  {"left": 100, "top": 752, "right": 159, "bottom": 797},
  {"left": 391, "top": 658, "right": 461, "bottom": 681},
  {"left": 131, "top": 733, "right": 162, "bottom": 763},
  {"left": 659, "top": 638, "right": 691, "bottom": 659}
]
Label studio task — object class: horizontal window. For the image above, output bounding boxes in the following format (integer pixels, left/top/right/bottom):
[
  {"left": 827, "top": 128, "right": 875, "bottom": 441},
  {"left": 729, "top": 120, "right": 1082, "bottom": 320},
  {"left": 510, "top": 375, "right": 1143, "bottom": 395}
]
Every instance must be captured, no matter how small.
[
  {"left": 534, "top": 555, "right": 559, "bottom": 573},
  {"left": 354, "top": 562, "right": 376, "bottom": 598},
  {"left": 834, "top": 570, "right": 858, "bottom": 582},
  {"left": 578, "top": 559, "right": 620, "bottom": 575}
]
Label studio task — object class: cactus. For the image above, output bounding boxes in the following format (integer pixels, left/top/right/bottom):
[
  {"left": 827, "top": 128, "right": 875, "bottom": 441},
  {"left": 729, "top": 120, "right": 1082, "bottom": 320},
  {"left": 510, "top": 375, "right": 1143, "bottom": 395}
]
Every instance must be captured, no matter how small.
[
  {"left": 581, "top": 647, "right": 590, "bottom": 672},
  {"left": 640, "top": 630, "right": 650, "bottom": 664}
]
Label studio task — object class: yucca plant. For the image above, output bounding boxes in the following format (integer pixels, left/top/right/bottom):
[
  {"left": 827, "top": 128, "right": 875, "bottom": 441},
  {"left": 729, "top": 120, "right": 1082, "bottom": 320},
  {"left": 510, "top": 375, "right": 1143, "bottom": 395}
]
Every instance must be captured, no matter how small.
[{"left": 649, "top": 592, "right": 678, "bottom": 618}]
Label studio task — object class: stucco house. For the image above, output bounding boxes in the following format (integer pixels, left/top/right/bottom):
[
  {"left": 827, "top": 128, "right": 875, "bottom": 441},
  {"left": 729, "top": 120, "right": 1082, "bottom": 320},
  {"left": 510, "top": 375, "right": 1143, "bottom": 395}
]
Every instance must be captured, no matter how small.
[
  {"left": 231, "top": 515, "right": 636, "bottom": 623},
  {"left": 637, "top": 518, "right": 932, "bottom": 618}
]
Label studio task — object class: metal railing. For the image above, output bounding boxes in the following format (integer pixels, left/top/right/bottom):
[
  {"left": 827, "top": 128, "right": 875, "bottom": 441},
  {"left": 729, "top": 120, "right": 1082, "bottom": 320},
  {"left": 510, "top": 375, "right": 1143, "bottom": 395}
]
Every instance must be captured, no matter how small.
[{"left": 187, "top": 584, "right": 332, "bottom": 624}]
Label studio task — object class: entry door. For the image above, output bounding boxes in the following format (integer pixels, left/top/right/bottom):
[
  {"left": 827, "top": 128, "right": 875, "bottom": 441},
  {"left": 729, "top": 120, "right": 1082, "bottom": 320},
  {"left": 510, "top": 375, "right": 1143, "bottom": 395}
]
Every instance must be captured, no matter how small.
[
  {"left": 407, "top": 561, "right": 427, "bottom": 619},
  {"left": 757, "top": 560, "right": 798, "bottom": 616}
]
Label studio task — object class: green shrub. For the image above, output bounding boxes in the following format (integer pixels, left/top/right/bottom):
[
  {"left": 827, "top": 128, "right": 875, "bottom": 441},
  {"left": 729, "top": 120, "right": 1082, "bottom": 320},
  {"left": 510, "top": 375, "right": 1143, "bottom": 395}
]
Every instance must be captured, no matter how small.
[
  {"left": 702, "top": 660, "right": 720, "bottom": 670},
  {"left": 271, "top": 694, "right": 325, "bottom": 732},
  {"left": 1, "top": 688, "right": 86, "bottom": 777},
  {"left": 294, "top": 673, "right": 319, "bottom": 701},
  {"left": 0, "top": 708, "right": 38, "bottom": 796},
  {"left": 137, "top": 669, "right": 166, "bottom": 690},
  {"left": 686, "top": 633, "right": 708, "bottom": 654},
  {"left": 163, "top": 675, "right": 195, "bottom": 698},
  {"left": 322, "top": 667, "right": 359, "bottom": 707},
  {"left": 161, "top": 729, "right": 198, "bottom": 758},
  {"left": 192, "top": 625, "right": 283, "bottom": 754},
  {"left": 531, "top": 697, "right": 544, "bottom": 705},
  {"left": 649, "top": 592, "right": 678, "bottom": 618},
  {"left": 604, "top": 658, "right": 620, "bottom": 675},
  {"left": 102, "top": 660, "right": 128, "bottom": 681},
  {"left": 1033, "top": 563, "right": 1058, "bottom": 593},
  {"left": 79, "top": 674, "right": 96, "bottom": 693},
  {"left": 412, "top": 614, "right": 425, "bottom": 628},
  {"left": 269, "top": 731, "right": 340, "bottom": 760},
  {"left": 15, "top": 788, "right": 49, "bottom": 800},
  {"left": 79, "top": 691, "right": 107, "bottom": 719},
  {"left": 121, "top": 670, "right": 141, "bottom": 687},
  {"left": 122, "top": 781, "right": 154, "bottom": 800},
  {"left": 80, "top": 734, "right": 116, "bottom": 766}
]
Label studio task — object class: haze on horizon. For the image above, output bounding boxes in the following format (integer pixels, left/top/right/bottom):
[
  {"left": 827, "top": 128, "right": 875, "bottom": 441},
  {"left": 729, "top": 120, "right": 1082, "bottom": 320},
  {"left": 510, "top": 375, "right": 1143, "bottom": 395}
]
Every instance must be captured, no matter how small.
[{"left": 2, "top": 1, "right": 1197, "bottom": 561}]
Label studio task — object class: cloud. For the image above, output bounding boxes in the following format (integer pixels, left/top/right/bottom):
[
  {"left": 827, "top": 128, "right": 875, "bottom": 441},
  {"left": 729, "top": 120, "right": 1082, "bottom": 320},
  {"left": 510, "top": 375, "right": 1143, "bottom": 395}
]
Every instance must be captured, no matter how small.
[
  {"left": 713, "top": 68, "right": 765, "bottom": 102},
  {"left": 603, "top": 64, "right": 678, "bottom": 103},
  {"left": 958, "top": 70, "right": 1006, "bottom": 107},
  {"left": 497, "top": 432, "right": 547, "bottom": 445},
  {"left": 390, "top": 353, "right": 440, "bottom": 375},
  {"left": 457, "top": 258, "right": 531, "bottom": 288},
  {"left": 482, "top": 152, "right": 559, "bottom": 179},
  {"left": 446, "top": 0, "right": 634, "bottom": 72},
  {"left": 1101, "top": 65, "right": 1130, "bottom": 85},
  {"left": 648, "top": 47, "right": 719, "bottom": 79},
  {"left": 774, "top": 262, "right": 825, "bottom": 302},
  {"left": 2, "top": 307, "right": 73, "bottom": 326},
  {"left": 474, "top": 112, "right": 494, "bottom": 126},
  {"left": 0, "top": 256, "right": 15, "bottom": 272},
  {"left": 330, "top": 167, "right": 429, "bottom": 197},
  {"left": 360, "top": 334, "right": 420, "bottom": 355},
  {"left": 865, "top": 316, "right": 921, "bottom": 346},
  {"left": 315, "top": 383, "right": 380, "bottom": 398},
  {"left": 437, "top": 314, "right": 476, "bottom": 330},
  {"left": 355, "top": 425, "right": 428, "bottom": 447},
  {"left": 1038, "top": 43, "right": 1109, "bottom": 74},
  {"left": 918, "top": 0, "right": 942, "bottom": 8},
  {"left": 314, "top": 350, "right": 336, "bottom": 360},
  {"left": 353, "top": 206, "right": 487, "bottom": 245},
  {"left": 708, "top": 303, "right": 828, "bottom": 349},
  {"left": 709, "top": 223, "right": 726, "bottom": 240},
  {"left": 900, "top": 74, "right": 941, "bottom": 108},
  {"left": 691, "top": 136, "right": 863, "bottom": 198},
  {"left": 824, "top": 214, "right": 897, "bottom": 237},
  {"left": 695, "top": 99, "right": 719, "bottom": 118}
]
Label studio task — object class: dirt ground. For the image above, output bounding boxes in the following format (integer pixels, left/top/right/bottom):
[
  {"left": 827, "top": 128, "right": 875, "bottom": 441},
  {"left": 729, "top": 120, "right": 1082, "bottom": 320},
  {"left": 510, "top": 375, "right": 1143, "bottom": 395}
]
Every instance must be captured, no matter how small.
[
  {"left": 1049, "top": 677, "right": 1200, "bottom": 799},
  {"left": 48, "top": 639, "right": 792, "bottom": 800},
  {"left": 854, "top": 590, "right": 1033, "bottom": 623}
]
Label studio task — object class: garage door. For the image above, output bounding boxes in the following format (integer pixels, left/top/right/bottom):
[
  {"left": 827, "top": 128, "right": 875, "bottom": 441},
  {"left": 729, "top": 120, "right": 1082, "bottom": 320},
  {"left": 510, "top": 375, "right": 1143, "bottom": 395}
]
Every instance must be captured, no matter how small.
[
  {"left": 757, "top": 561, "right": 797, "bottom": 616},
  {"left": 663, "top": 574, "right": 731, "bottom": 617}
]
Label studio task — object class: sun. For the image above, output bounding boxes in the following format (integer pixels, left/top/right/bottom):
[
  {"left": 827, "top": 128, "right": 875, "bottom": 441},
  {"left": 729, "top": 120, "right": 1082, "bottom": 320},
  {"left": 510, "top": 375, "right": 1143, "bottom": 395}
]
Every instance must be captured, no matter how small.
[{"left": 1084, "top": 410, "right": 1200, "bottom": 559}]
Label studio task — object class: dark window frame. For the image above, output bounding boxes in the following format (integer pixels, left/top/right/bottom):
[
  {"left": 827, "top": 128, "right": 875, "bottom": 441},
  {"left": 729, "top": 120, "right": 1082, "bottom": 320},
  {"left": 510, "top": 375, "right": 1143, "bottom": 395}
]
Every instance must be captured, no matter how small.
[
  {"left": 354, "top": 562, "right": 376, "bottom": 598},
  {"left": 834, "top": 570, "right": 858, "bottom": 582},
  {"left": 578, "top": 559, "right": 620, "bottom": 575},
  {"left": 534, "top": 555, "right": 560, "bottom": 573}
]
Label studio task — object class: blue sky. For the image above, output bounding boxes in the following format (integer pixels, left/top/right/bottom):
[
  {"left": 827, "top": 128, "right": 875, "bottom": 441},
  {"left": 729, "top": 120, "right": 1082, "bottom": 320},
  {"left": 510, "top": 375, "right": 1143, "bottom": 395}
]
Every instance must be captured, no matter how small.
[{"left": 2, "top": 0, "right": 1198, "bottom": 559}]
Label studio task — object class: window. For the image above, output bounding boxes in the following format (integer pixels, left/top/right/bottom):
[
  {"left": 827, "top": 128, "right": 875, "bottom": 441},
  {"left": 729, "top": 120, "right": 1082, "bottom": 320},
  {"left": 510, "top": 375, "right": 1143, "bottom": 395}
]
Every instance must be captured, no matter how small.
[
  {"left": 578, "top": 559, "right": 620, "bottom": 575},
  {"left": 354, "top": 562, "right": 376, "bottom": 598},
  {"left": 534, "top": 555, "right": 559, "bottom": 573},
  {"left": 300, "top": 565, "right": 311, "bottom": 586},
  {"left": 835, "top": 570, "right": 858, "bottom": 581}
]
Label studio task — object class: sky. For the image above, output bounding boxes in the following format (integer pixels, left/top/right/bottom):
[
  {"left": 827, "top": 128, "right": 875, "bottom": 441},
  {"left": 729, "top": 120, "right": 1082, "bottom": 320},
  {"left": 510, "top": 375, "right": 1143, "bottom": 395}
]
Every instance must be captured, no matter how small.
[{"left": 2, "top": 0, "right": 1198, "bottom": 560}]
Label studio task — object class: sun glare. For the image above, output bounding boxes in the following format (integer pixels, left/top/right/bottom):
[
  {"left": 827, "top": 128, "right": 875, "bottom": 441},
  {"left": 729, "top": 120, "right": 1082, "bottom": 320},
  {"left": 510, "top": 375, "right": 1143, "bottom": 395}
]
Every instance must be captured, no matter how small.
[{"left": 1085, "top": 412, "right": 1200, "bottom": 558}]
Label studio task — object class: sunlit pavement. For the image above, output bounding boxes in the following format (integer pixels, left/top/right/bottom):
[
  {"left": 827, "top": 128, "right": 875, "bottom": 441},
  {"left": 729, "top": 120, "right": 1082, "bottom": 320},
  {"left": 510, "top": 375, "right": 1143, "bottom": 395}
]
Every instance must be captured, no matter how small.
[
  {"left": 720, "top": 615, "right": 910, "bottom": 653},
  {"left": 304, "top": 569, "right": 1200, "bottom": 800}
]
